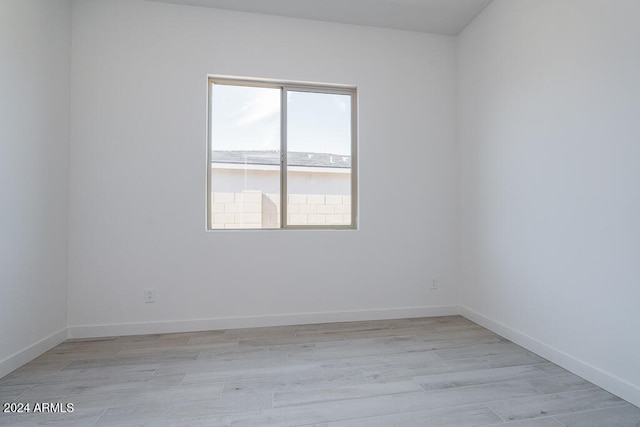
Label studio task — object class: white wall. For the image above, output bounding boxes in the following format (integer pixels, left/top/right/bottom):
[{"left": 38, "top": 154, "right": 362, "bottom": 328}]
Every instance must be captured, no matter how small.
[
  {"left": 3, "top": 0, "right": 639, "bottom": 407},
  {"left": 211, "top": 167, "right": 350, "bottom": 195},
  {"left": 458, "top": 0, "right": 640, "bottom": 406},
  {"left": 0, "top": 0, "right": 71, "bottom": 376},
  {"left": 68, "top": 0, "right": 458, "bottom": 335}
]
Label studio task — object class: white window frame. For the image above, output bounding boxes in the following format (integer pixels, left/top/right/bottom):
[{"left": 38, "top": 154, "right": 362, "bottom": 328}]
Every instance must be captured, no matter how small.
[{"left": 207, "top": 76, "right": 358, "bottom": 230}]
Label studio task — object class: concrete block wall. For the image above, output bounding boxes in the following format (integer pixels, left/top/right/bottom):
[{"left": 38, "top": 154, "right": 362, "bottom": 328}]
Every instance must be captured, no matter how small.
[
  {"left": 262, "top": 193, "right": 280, "bottom": 228},
  {"left": 287, "top": 194, "right": 351, "bottom": 225},
  {"left": 211, "top": 191, "right": 263, "bottom": 229},
  {"left": 211, "top": 192, "right": 351, "bottom": 228}
]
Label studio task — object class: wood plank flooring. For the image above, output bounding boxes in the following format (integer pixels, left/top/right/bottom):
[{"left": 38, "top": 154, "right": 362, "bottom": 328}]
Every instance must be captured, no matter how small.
[{"left": 1, "top": 316, "right": 638, "bottom": 426}]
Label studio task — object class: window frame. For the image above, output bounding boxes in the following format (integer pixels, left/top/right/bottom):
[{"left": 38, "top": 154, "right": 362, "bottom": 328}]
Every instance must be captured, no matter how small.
[{"left": 207, "top": 76, "right": 358, "bottom": 231}]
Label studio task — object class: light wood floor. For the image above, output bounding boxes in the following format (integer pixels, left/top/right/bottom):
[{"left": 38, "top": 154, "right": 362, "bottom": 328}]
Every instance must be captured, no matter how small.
[{"left": 0, "top": 316, "right": 638, "bottom": 426}]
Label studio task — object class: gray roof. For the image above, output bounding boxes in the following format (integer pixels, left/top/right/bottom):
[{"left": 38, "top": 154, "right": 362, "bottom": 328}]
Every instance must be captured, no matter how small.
[{"left": 212, "top": 151, "right": 351, "bottom": 168}]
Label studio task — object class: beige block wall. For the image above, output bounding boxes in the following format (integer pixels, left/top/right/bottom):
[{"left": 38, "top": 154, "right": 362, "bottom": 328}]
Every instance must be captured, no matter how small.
[
  {"left": 211, "top": 191, "right": 263, "bottom": 229},
  {"left": 287, "top": 194, "right": 351, "bottom": 226},
  {"left": 211, "top": 192, "right": 351, "bottom": 229}
]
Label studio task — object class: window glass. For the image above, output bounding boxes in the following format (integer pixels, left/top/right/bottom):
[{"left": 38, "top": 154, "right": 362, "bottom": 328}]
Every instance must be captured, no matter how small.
[
  {"left": 286, "top": 91, "right": 352, "bottom": 226},
  {"left": 210, "top": 85, "right": 281, "bottom": 229},
  {"left": 208, "top": 79, "right": 356, "bottom": 230}
]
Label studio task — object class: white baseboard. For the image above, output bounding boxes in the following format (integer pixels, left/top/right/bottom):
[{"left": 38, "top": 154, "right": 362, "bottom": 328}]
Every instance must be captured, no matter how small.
[
  {"left": 459, "top": 305, "right": 640, "bottom": 408},
  {"left": 67, "top": 305, "right": 459, "bottom": 339},
  {"left": 12, "top": 305, "right": 637, "bottom": 410},
  {"left": 0, "top": 328, "right": 68, "bottom": 379}
]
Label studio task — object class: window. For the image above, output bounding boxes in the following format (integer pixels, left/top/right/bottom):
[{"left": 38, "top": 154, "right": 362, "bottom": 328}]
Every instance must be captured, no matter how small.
[{"left": 207, "top": 77, "right": 357, "bottom": 230}]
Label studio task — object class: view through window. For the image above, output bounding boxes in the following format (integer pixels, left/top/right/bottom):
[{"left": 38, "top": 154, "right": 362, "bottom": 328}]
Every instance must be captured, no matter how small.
[{"left": 208, "top": 78, "right": 357, "bottom": 230}]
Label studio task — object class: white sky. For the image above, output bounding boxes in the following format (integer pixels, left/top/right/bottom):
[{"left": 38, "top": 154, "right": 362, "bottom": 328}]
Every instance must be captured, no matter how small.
[{"left": 211, "top": 84, "right": 351, "bottom": 156}]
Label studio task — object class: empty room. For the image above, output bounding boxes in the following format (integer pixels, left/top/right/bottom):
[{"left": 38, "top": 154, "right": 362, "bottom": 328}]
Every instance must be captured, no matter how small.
[{"left": 1, "top": 0, "right": 639, "bottom": 425}]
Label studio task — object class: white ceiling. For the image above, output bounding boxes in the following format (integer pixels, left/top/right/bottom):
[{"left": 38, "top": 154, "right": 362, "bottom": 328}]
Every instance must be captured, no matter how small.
[{"left": 149, "top": 0, "right": 492, "bottom": 36}]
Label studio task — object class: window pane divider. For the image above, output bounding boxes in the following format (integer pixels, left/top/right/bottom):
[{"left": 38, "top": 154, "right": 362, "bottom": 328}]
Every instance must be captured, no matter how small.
[{"left": 280, "top": 87, "right": 288, "bottom": 229}]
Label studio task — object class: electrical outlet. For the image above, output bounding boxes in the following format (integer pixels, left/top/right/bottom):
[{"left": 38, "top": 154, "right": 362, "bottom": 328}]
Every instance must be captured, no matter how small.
[
  {"left": 144, "top": 289, "right": 156, "bottom": 303},
  {"left": 431, "top": 278, "right": 439, "bottom": 290}
]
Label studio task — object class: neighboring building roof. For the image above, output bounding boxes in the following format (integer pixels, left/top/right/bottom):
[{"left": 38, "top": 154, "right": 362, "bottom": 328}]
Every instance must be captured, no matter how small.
[{"left": 212, "top": 150, "right": 351, "bottom": 168}]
